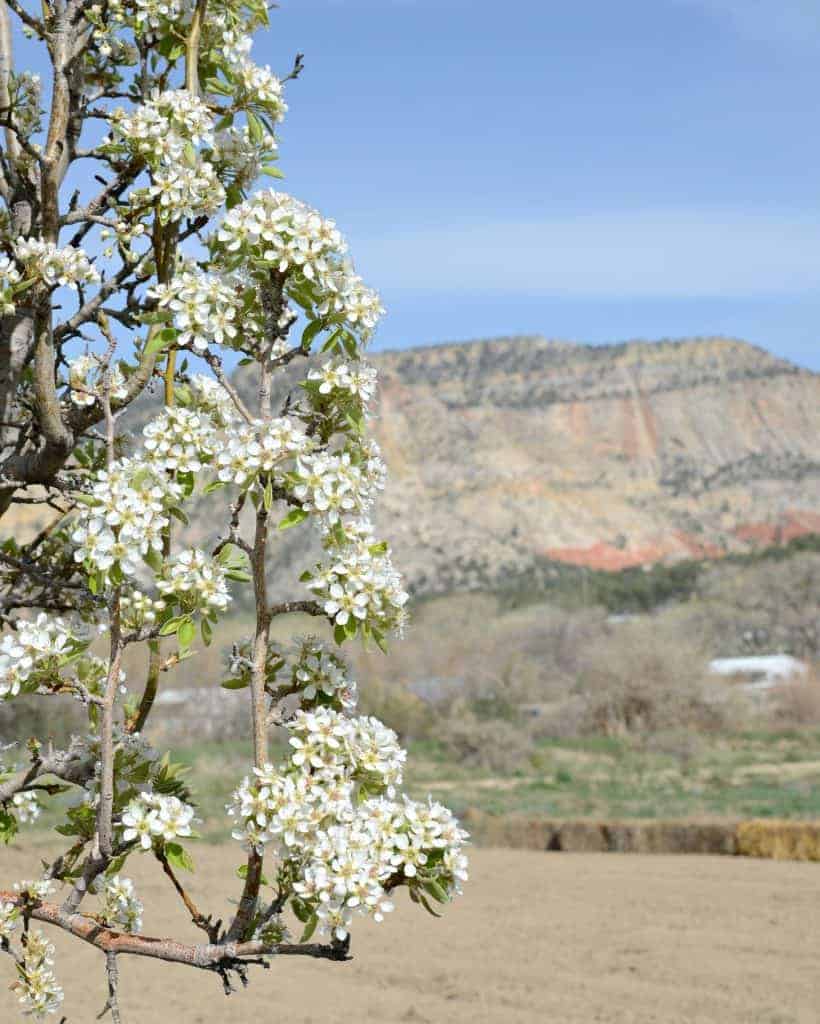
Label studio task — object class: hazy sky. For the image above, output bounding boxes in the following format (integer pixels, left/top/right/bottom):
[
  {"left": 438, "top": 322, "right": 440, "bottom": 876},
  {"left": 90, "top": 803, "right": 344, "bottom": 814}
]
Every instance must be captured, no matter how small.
[
  {"left": 14, "top": 0, "right": 820, "bottom": 368},
  {"left": 264, "top": 0, "right": 820, "bottom": 368}
]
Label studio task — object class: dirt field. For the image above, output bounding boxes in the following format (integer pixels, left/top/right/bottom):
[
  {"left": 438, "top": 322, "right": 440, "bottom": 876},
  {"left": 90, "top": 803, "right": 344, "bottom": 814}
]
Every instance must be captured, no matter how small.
[{"left": 2, "top": 843, "right": 819, "bottom": 1023}]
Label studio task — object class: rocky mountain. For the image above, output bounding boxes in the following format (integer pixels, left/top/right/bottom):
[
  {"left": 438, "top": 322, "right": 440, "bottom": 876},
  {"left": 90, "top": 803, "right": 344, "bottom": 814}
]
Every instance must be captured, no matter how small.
[
  {"left": 226, "top": 334, "right": 819, "bottom": 598},
  {"left": 6, "top": 335, "right": 819, "bottom": 601}
]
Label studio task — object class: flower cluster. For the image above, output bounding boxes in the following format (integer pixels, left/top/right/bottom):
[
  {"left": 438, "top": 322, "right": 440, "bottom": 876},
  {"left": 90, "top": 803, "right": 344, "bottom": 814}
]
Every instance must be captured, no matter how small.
[
  {"left": 0, "top": 899, "right": 20, "bottom": 940},
  {"left": 0, "top": 613, "right": 75, "bottom": 700},
  {"left": 146, "top": 161, "right": 226, "bottom": 224},
  {"left": 221, "top": 32, "right": 288, "bottom": 121},
  {"left": 294, "top": 794, "right": 469, "bottom": 941},
  {"left": 306, "top": 360, "right": 378, "bottom": 406},
  {"left": 70, "top": 457, "right": 183, "bottom": 580},
  {"left": 11, "top": 789, "right": 40, "bottom": 825},
  {"left": 119, "top": 590, "right": 167, "bottom": 631},
  {"left": 215, "top": 417, "right": 311, "bottom": 488},
  {"left": 142, "top": 405, "right": 218, "bottom": 474},
  {"left": 0, "top": 254, "right": 21, "bottom": 314},
  {"left": 158, "top": 548, "right": 231, "bottom": 614},
  {"left": 214, "top": 125, "right": 278, "bottom": 191},
  {"left": 11, "top": 930, "right": 64, "bottom": 1019},
  {"left": 121, "top": 791, "right": 197, "bottom": 851},
  {"left": 290, "top": 449, "right": 382, "bottom": 526},
  {"left": 108, "top": 89, "right": 224, "bottom": 224},
  {"left": 132, "top": 0, "right": 190, "bottom": 31},
  {"left": 67, "top": 354, "right": 128, "bottom": 408},
  {"left": 188, "top": 373, "right": 239, "bottom": 428},
  {"left": 13, "top": 237, "right": 99, "bottom": 290},
  {"left": 286, "top": 707, "right": 405, "bottom": 789},
  {"left": 109, "top": 89, "right": 214, "bottom": 167},
  {"left": 304, "top": 531, "right": 409, "bottom": 636},
  {"left": 287, "top": 637, "right": 358, "bottom": 712},
  {"left": 228, "top": 691, "right": 467, "bottom": 941},
  {"left": 213, "top": 190, "right": 383, "bottom": 340},
  {"left": 98, "top": 876, "right": 143, "bottom": 933},
  {"left": 150, "top": 268, "right": 248, "bottom": 352}
]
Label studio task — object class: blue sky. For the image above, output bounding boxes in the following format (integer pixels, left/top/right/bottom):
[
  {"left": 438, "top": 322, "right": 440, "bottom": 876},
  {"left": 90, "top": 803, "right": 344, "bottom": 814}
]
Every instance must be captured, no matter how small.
[
  {"left": 264, "top": 0, "right": 820, "bottom": 368},
  {"left": 14, "top": 0, "right": 820, "bottom": 369}
]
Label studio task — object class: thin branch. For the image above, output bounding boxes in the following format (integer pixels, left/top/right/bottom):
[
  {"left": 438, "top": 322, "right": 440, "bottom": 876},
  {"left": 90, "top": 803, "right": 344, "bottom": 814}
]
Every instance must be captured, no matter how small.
[
  {"left": 97, "top": 952, "right": 121, "bottom": 1024},
  {"left": 155, "top": 849, "right": 220, "bottom": 943},
  {"left": 202, "top": 349, "right": 253, "bottom": 424}
]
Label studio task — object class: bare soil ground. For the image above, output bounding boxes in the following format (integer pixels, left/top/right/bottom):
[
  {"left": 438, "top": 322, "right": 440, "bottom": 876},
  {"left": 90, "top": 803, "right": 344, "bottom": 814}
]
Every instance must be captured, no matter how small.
[{"left": 2, "top": 843, "right": 819, "bottom": 1023}]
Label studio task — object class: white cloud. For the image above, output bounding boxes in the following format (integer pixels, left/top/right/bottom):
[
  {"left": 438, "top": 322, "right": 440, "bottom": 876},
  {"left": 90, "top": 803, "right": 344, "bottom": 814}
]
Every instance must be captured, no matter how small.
[{"left": 354, "top": 209, "right": 820, "bottom": 298}]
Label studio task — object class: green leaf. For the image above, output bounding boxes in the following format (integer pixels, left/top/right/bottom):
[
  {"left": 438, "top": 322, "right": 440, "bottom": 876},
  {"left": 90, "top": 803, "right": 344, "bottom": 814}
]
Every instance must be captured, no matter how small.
[
  {"left": 140, "top": 309, "right": 174, "bottom": 325},
  {"left": 261, "top": 165, "right": 285, "bottom": 178},
  {"left": 159, "top": 615, "right": 186, "bottom": 637},
  {"left": 144, "top": 548, "right": 164, "bottom": 573},
  {"left": 0, "top": 809, "right": 18, "bottom": 845},
  {"left": 201, "top": 618, "right": 213, "bottom": 646},
  {"left": 224, "top": 569, "right": 251, "bottom": 583},
  {"left": 263, "top": 478, "right": 273, "bottom": 511},
  {"left": 221, "top": 677, "right": 250, "bottom": 690},
  {"left": 333, "top": 624, "right": 347, "bottom": 646},
  {"left": 291, "top": 898, "right": 313, "bottom": 923},
  {"left": 423, "top": 879, "right": 450, "bottom": 904},
  {"left": 300, "top": 915, "right": 318, "bottom": 943},
  {"left": 204, "top": 77, "right": 234, "bottom": 96},
  {"left": 278, "top": 508, "right": 308, "bottom": 530},
  {"left": 203, "top": 479, "right": 226, "bottom": 495},
  {"left": 177, "top": 618, "right": 196, "bottom": 651},
  {"left": 301, "top": 316, "right": 330, "bottom": 350},
  {"left": 165, "top": 842, "right": 195, "bottom": 873},
  {"left": 247, "top": 111, "right": 265, "bottom": 143},
  {"left": 226, "top": 183, "right": 244, "bottom": 209},
  {"left": 169, "top": 506, "right": 189, "bottom": 526},
  {"left": 144, "top": 327, "right": 176, "bottom": 359},
  {"left": 73, "top": 492, "right": 102, "bottom": 507}
]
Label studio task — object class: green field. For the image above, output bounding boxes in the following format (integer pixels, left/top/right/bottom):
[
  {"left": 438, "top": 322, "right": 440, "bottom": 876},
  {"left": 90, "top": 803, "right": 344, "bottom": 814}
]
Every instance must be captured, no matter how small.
[{"left": 29, "top": 728, "right": 819, "bottom": 843}]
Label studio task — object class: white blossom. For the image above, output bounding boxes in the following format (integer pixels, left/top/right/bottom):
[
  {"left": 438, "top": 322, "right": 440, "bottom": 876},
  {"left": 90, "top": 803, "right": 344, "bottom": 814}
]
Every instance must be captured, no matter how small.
[
  {"left": 0, "top": 900, "right": 21, "bottom": 940},
  {"left": 213, "top": 190, "right": 383, "bottom": 342},
  {"left": 307, "top": 360, "right": 377, "bottom": 406},
  {"left": 215, "top": 417, "right": 311, "bottom": 488},
  {"left": 70, "top": 457, "right": 183, "bottom": 581},
  {"left": 150, "top": 269, "right": 245, "bottom": 352},
  {"left": 99, "top": 876, "right": 143, "bottom": 933},
  {"left": 0, "top": 614, "right": 74, "bottom": 699},
  {"left": 0, "top": 254, "right": 21, "bottom": 314},
  {"left": 142, "top": 406, "right": 218, "bottom": 474},
  {"left": 11, "top": 929, "right": 63, "bottom": 1019},
  {"left": 158, "top": 548, "right": 231, "bottom": 614},
  {"left": 304, "top": 526, "right": 408, "bottom": 636},
  {"left": 13, "top": 238, "right": 99, "bottom": 290},
  {"left": 121, "top": 792, "right": 196, "bottom": 850},
  {"left": 67, "top": 354, "right": 128, "bottom": 408},
  {"left": 110, "top": 89, "right": 214, "bottom": 166},
  {"left": 12, "top": 790, "right": 40, "bottom": 825}
]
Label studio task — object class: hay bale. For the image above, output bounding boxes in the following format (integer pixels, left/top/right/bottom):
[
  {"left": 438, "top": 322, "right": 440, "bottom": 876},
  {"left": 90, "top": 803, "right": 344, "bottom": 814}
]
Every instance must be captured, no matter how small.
[
  {"left": 601, "top": 822, "right": 641, "bottom": 852},
  {"left": 557, "top": 821, "right": 609, "bottom": 852},
  {"left": 461, "top": 810, "right": 558, "bottom": 850},
  {"left": 737, "top": 820, "right": 820, "bottom": 861}
]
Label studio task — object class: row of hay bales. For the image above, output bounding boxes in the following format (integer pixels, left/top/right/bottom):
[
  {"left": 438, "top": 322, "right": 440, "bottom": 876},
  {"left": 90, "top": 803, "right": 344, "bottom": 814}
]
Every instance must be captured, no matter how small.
[{"left": 462, "top": 811, "right": 820, "bottom": 861}]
